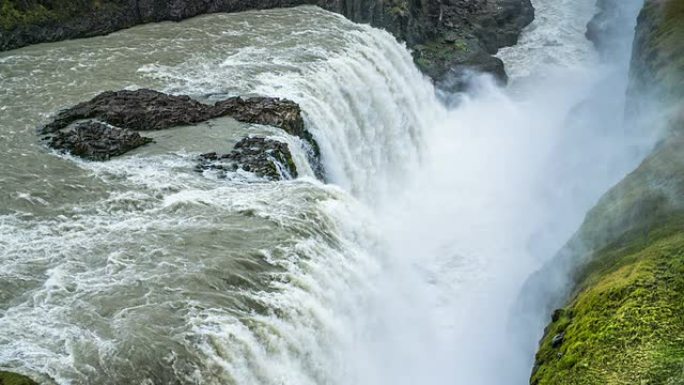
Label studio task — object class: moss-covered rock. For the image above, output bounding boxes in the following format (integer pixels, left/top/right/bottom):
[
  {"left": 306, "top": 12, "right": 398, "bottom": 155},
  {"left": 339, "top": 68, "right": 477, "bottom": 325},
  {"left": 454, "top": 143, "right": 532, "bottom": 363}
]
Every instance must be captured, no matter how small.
[
  {"left": 628, "top": 0, "right": 684, "bottom": 126},
  {"left": 413, "top": 36, "right": 507, "bottom": 90},
  {"left": 529, "top": 0, "right": 684, "bottom": 383},
  {"left": 0, "top": 371, "right": 38, "bottom": 385},
  {"left": 532, "top": 231, "right": 684, "bottom": 385},
  {"left": 530, "top": 130, "right": 684, "bottom": 385}
]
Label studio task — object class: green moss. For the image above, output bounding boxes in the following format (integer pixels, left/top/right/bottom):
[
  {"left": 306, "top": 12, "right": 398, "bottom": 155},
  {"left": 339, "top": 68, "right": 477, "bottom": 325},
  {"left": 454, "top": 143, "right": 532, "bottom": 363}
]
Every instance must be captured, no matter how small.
[
  {"left": 0, "top": 0, "right": 52, "bottom": 30},
  {"left": 0, "top": 0, "right": 123, "bottom": 31},
  {"left": 0, "top": 371, "right": 38, "bottom": 385},
  {"left": 573, "top": 133, "right": 684, "bottom": 261},
  {"left": 530, "top": 7, "right": 684, "bottom": 377},
  {"left": 530, "top": 131, "right": 684, "bottom": 384},
  {"left": 634, "top": 0, "right": 684, "bottom": 103},
  {"left": 387, "top": 0, "right": 409, "bottom": 17},
  {"left": 412, "top": 38, "right": 471, "bottom": 77},
  {"left": 532, "top": 232, "right": 684, "bottom": 385}
]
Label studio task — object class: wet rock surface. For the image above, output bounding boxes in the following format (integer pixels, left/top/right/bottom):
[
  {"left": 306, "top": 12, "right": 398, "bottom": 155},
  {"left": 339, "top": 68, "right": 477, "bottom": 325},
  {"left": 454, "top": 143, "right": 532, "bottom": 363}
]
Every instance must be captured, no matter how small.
[
  {"left": 198, "top": 137, "right": 298, "bottom": 181},
  {"left": 40, "top": 89, "right": 321, "bottom": 179},
  {"left": 407, "top": 0, "right": 533, "bottom": 90},
  {"left": 41, "top": 89, "right": 313, "bottom": 145},
  {"left": 213, "top": 96, "right": 319, "bottom": 157},
  {"left": 41, "top": 89, "right": 216, "bottom": 133},
  {"left": 45, "top": 121, "right": 153, "bottom": 160}
]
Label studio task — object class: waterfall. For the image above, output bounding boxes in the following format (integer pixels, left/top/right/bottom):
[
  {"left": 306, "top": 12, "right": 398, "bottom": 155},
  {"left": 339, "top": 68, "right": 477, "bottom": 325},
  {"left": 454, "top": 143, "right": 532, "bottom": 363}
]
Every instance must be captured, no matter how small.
[{"left": 0, "top": 2, "right": 653, "bottom": 385}]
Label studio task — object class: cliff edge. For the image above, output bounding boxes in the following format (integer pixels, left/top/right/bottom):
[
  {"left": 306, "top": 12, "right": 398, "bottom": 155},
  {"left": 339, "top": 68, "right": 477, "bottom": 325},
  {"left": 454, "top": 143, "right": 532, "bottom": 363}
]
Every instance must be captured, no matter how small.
[{"left": 529, "top": 1, "right": 684, "bottom": 384}]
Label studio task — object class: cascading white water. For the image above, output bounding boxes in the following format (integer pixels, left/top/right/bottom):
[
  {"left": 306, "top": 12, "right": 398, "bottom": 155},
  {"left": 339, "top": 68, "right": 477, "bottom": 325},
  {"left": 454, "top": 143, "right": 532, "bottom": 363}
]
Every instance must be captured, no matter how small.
[
  {"left": 140, "top": 15, "right": 446, "bottom": 201},
  {"left": 0, "top": 1, "right": 654, "bottom": 384}
]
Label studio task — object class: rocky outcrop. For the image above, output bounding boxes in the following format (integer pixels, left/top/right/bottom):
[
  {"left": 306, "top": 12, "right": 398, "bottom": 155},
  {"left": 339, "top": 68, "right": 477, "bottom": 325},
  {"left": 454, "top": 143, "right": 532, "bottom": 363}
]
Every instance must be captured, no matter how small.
[
  {"left": 528, "top": 1, "right": 684, "bottom": 384},
  {"left": 46, "top": 121, "right": 153, "bottom": 160},
  {"left": 198, "top": 136, "right": 298, "bottom": 180},
  {"left": 0, "top": 0, "right": 533, "bottom": 91},
  {"left": 41, "top": 89, "right": 314, "bottom": 143},
  {"left": 214, "top": 97, "right": 319, "bottom": 158},
  {"left": 0, "top": 370, "right": 38, "bottom": 385},
  {"left": 42, "top": 89, "right": 222, "bottom": 133},
  {"left": 410, "top": 0, "right": 533, "bottom": 88},
  {"left": 41, "top": 89, "right": 319, "bottom": 180}
]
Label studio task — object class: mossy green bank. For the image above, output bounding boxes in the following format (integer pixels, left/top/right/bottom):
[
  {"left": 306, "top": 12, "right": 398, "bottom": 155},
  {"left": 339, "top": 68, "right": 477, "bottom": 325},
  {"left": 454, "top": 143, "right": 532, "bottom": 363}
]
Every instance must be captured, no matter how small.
[
  {"left": 530, "top": 0, "right": 684, "bottom": 383},
  {"left": 0, "top": 371, "right": 38, "bottom": 385}
]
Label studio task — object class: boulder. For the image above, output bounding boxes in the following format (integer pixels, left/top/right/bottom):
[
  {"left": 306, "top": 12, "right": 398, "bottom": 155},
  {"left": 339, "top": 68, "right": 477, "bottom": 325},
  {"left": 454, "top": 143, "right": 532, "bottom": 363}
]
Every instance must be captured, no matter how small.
[
  {"left": 198, "top": 136, "right": 298, "bottom": 181},
  {"left": 41, "top": 89, "right": 215, "bottom": 133},
  {"left": 213, "top": 97, "right": 317, "bottom": 156},
  {"left": 45, "top": 121, "right": 153, "bottom": 160},
  {"left": 40, "top": 89, "right": 322, "bottom": 178},
  {"left": 41, "top": 89, "right": 316, "bottom": 151}
]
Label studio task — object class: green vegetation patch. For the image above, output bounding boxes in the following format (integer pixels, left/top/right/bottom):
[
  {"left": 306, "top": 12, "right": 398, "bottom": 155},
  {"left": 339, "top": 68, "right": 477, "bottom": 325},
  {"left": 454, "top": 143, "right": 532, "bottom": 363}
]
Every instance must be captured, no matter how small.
[
  {"left": 574, "top": 133, "right": 684, "bottom": 261},
  {"left": 0, "top": 0, "right": 52, "bottom": 30},
  {"left": 532, "top": 231, "right": 684, "bottom": 385},
  {"left": 0, "top": 371, "right": 38, "bottom": 385},
  {"left": 638, "top": 0, "right": 684, "bottom": 101},
  {"left": 530, "top": 101, "right": 684, "bottom": 384},
  {"left": 387, "top": 0, "right": 409, "bottom": 18},
  {"left": 0, "top": 0, "right": 122, "bottom": 30},
  {"left": 413, "top": 37, "right": 472, "bottom": 77}
]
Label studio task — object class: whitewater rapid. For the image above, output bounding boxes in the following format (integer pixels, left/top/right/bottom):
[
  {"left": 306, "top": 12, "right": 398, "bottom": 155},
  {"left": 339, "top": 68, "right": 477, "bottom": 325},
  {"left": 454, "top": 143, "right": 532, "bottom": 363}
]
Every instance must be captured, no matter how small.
[{"left": 0, "top": 1, "right": 651, "bottom": 384}]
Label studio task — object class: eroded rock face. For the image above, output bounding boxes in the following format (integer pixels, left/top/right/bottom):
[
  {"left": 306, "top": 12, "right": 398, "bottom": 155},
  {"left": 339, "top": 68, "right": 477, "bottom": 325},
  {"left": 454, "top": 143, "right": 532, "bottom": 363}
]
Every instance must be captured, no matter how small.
[
  {"left": 45, "top": 121, "right": 153, "bottom": 160},
  {"left": 410, "top": 0, "right": 533, "bottom": 82},
  {"left": 432, "top": 49, "right": 508, "bottom": 92},
  {"left": 198, "top": 137, "right": 298, "bottom": 180}
]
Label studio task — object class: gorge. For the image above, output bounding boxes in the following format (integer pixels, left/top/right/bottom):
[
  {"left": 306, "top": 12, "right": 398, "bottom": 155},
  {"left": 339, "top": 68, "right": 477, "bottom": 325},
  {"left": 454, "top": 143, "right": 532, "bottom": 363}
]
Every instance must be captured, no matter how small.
[{"left": 0, "top": 0, "right": 682, "bottom": 384}]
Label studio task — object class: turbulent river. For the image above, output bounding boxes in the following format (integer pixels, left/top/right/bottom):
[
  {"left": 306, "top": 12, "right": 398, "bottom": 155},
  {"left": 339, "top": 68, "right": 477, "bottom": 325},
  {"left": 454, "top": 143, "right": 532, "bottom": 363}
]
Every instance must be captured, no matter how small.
[{"left": 0, "top": 0, "right": 652, "bottom": 384}]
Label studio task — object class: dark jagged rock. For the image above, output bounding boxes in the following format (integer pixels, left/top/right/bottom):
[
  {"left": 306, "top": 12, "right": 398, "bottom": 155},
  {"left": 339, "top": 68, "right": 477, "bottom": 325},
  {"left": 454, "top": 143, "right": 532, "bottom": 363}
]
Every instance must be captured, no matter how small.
[
  {"left": 198, "top": 136, "right": 298, "bottom": 180},
  {"left": 40, "top": 89, "right": 322, "bottom": 175},
  {"left": 213, "top": 97, "right": 319, "bottom": 158},
  {"left": 367, "top": 0, "right": 533, "bottom": 90},
  {"left": 1, "top": 0, "right": 533, "bottom": 91},
  {"left": 550, "top": 332, "right": 564, "bottom": 348},
  {"left": 41, "top": 89, "right": 212, "bottom": 133},
  {"left": 432, "top": 49, "right": 507, "bottom": 91},
  {"left": 41, "top": 89, "right": 313, "bottom": 144},
  {"left": 45, "top": 121, "right": 153, "bottom": 160}
]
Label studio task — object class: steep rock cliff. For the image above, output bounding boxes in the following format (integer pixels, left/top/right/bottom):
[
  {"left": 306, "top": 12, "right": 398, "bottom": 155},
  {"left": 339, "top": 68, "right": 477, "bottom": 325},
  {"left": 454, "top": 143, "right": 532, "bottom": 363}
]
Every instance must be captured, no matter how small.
[{"left": 529, "top": 1, "right": 684, "bottom": 384}]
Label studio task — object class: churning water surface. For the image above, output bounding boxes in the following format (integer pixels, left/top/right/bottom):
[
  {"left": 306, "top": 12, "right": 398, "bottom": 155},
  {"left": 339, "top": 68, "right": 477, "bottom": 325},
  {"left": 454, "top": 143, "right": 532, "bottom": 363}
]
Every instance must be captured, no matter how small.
[{"left": 0, "top": 1, "right": 652, "bottom": 384}]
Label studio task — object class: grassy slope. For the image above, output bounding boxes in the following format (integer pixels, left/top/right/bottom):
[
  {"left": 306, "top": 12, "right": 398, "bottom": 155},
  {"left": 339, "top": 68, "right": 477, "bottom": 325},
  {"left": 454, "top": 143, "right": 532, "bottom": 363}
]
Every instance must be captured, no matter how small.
[
  {"left": 0, "top": 371, "right": 38, "bottom": 385},
  {"left": 531, "top": 0, "right": 684, "bottom": 384}
]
